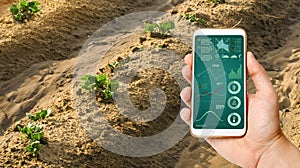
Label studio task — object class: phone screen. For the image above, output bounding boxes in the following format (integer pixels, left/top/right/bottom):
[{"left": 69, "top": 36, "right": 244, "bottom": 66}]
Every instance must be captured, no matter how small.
[{"left": 193, "top": 35, "right": 245, "bottom": 129}]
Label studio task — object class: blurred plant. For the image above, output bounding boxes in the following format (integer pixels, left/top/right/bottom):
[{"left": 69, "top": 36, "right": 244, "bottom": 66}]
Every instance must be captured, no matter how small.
[
  {"left": 26, "top": 109, "right": 51, "bottom": 121},
  {"left": 157, "top": 21, "right": 175, "bottom": 35},
  {"left": 144, "top": 21, "right": 175, "bottom": 36},
  {"left": 158, "top": 45, "right": 164, "bottom": 49},
  {"left": 184, "top": 14, "right": 206, "bottom": 24},
  {"left": 108, "top": 62, "right": 119, "bottom": 72},
  {"left": 10, "top": 0, "right": 41, "bottom": 22},
  {"left": 81, "top": 74, "right": 119, "bottom": 102}
]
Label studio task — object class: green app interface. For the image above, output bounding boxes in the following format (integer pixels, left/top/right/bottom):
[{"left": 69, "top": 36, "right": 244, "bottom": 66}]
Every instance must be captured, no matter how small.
[{"left": 193, "top": 35, "right": 245, "bottom": 129}]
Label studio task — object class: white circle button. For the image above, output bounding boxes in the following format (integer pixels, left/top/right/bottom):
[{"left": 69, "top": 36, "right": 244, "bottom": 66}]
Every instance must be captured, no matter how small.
[
  {"left": 228, "top": 81, "right": 241, "bottom": 95},
  {"left": 227, "top": 113, "right": 241, "bottom": 126},
  {"left": 228, "top": 96, "right": 241, "bottom": 110}
]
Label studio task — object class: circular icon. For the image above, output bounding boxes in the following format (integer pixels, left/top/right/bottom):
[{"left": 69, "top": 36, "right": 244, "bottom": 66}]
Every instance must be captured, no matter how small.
[
  {"left": 227, "top": 113, "right": 241, "bottom": 126},
  {"left": 228, "top": 81, "right": 241, "bottom": 95},
  {"left": 227, "top": 96, "right": 241, "bottom": 110}
]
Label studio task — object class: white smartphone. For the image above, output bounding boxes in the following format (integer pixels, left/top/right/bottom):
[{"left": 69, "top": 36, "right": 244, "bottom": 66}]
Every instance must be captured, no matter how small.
[{"left": 191, "top": 29, "right": 247, "bottom": 137}]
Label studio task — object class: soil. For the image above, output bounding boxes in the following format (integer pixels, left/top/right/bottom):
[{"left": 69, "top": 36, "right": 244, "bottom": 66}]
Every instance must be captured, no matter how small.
[{"left": 0, "top": 0, "right": 299, "bottom": 167}]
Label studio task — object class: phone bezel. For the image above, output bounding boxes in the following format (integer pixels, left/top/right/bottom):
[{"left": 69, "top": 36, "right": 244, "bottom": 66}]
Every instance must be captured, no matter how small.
[{"left": 191, "top": 29, "right": 247, "bottom": 137}]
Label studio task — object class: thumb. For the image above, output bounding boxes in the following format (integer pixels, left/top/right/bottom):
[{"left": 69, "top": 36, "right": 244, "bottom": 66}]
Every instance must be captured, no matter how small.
[{"left": 247, "top": 52, "right": 276, "bottom": 98}]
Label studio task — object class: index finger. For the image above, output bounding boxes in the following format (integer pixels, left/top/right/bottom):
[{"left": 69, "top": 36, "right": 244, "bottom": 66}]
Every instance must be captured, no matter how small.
[{"left": 184, "top": 54, "right": 193, "bottom": 70}]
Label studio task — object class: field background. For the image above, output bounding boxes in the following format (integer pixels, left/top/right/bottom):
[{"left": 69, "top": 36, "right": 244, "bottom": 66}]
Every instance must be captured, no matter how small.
[{"left": 0, "top": 0, "right": 299, "bottom": 167}]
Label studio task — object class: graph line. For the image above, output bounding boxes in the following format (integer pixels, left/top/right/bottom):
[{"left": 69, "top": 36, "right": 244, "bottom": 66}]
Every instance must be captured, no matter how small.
[{"left": 196, "top": 111, "right": 223, "bottom": 122}]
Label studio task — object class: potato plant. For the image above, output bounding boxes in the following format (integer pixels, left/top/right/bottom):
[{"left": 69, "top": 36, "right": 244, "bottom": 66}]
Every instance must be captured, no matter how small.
[
  {"left": 18, "top": 109, "right": 51, "bottom": 156},
  {"left": 184, "top": 14, "right": 206, "bottom": 24},
  {"left": 10, "top": 0, "right": 41, "bottom": 22},
  {"left": 144, "top": 21, "right": 175, "bottom": 36},
  {"left": 26, "top": 109, "right": 51, "bottom": 121},
  {"left": 81, "top": 74, "right": 119, "bottom": 102}
]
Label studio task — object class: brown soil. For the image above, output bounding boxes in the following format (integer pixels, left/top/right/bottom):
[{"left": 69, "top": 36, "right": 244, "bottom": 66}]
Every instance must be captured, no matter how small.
[{"left": 0, "top": 0, "right": 299, "bottom": 167}]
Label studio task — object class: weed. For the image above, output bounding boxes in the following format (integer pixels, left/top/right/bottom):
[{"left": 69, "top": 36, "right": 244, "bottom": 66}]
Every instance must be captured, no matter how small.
[
  {"left": 144, "top": 21, "right": 175, "bottom": 36},
  {"left": 10, "top": 0, "right": 41, "bottom": 22}
]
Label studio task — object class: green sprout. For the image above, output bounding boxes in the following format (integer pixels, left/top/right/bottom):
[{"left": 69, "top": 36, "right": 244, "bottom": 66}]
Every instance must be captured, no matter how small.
[
  {"left": 144, "top": 21, "right": 175, "bottom": 36},
  {"left": 18, "top": 123, "right": 44, "bottom": 156},
  {"left": 144, "top": 22, "right": 157, "bottom": 33},
  {"left": 185, "top": 14, "right": 206, "bottom": 24},
  {"left": 25, "top": 140, "right": 41, "bottom": 156},
  {"left": 26, "top": 109, "right": 51, "bottom": 121},
  {"left": 108, "top": 62, "right": 119, "bottom": 71},
  {"left": 10, "top": 0, "right": 41, "bottom": 22},
  {"left": 156, "top": 21, "right": 175, "bottom": 35},
  {"left": 18, "top": 109, "right": 51, "bottom": 156},
  {"left": 81, "top": 74, "right": 119, "bottom": 102}
]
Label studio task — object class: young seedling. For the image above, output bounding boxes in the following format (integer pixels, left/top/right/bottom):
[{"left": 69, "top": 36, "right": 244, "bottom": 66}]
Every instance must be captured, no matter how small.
[
  {"left": 157, "top": 21, "right": 175, "bottom": 35},
  {"left": 108, "top": 62, "right": 119, "bottom": 71},
  {"left": 80, "top": 74, "right": 108, "bottom": 92},
  {"left": 185, "top": 14, "right": 206, "bottom": 24},
  {"left": 81, "top": 74, "right": 119, "bottom": 102},
  {"left": 10, "top": 0, "right": 41, "bottom": 22},
  {"left": 26, "top": 109, "right": 51, "bottom": 121},
  {"left": 143, "top": 21, "right": 175, "bottom": 37},
  {"left": 18, "top": 109, "right": 51, "bottom": 156},
  {"left": 144, "top": 22, "right": 158, "bottom": 33},
  {"left": 26, "top": 140, "right": 41, "bottom": 156},
  {"left": 18, "top": 123, "right": 44, "bottom": 156}
]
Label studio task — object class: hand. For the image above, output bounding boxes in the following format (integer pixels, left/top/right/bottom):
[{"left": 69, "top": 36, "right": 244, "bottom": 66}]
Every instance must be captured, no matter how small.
[{"left": 180, "top": 52, "right": 300, "bottom": 167}]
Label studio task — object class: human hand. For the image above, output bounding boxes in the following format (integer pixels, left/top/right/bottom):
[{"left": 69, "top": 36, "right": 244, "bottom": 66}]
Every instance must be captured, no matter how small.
[{"left": 180, "top": 52, "right": 300, "bottom": 167}]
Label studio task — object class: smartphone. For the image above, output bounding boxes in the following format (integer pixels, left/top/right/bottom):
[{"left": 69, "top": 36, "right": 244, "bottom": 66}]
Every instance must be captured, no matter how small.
[{"left": 191, "top": 29, "right": 247, "bottom": 137}]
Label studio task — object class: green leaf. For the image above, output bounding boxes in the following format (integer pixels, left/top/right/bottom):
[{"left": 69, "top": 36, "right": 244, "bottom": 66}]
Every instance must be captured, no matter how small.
[
  {"left": 96, "top": 74, "right": 108, "bottom": 87},
  {"left": 144, "top": 22, "right": 158, "bottom": 33},
  {"left": 26, "top": 140, "right": 41, "bottom": 155},
  {"left": 26, "top": 113, "right": 38, "bottom": 121},
  {"left": 19, "top": 0, "right": 28, "bottom": 8},
  {"left": 108, "top": 62, "right": 118, "bottom": 71},
  {"left": 156, "top": 21, "right": 175, "bottom": 35},
  {"left": 34, "top": 1, "right": 41, "bottom": 6},
  {"left": 31, "top": 132, "right": 44, "bottom": 141},
  {"left": 109, "top": 80, "right": 119, "bottom": 92},
  {"left": 102, "top": 90, "right": 113, "bottom": 100},
  {"left": 10, "top": 5, "right": 19, "bottom": 15},
  {"left": 26, "top": 109, "right": 51, "bottom": 121}
]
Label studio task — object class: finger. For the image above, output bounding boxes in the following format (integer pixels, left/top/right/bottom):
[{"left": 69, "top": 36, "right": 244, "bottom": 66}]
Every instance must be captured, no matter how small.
[
  {"left": 180, "top": 87, "right": 192, "bottom": 108},
  {"left": 247, "top": 52, "right": 276, "bottom": 97},
  {"left": 180, "top": 108, "right": 191, "bottom": 125},
  {"left": 184, "top": 54, "right": 193, "bottom": 70},
  {"left": 182, "top": 65, "right": 192, "bottom": 84}
]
